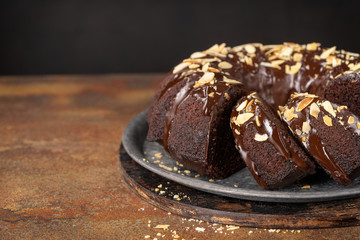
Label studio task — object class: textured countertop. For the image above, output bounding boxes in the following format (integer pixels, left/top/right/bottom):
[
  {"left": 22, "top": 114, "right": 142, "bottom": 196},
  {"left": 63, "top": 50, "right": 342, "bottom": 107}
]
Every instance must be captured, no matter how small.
[{"left": 0, "top": 74, "right": 359, "bottom": 239}]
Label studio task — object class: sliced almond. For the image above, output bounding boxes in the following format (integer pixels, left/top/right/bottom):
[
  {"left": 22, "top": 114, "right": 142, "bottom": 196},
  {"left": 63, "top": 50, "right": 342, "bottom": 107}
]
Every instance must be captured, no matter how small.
[
  {"left": 310, "top": 102, "right": 320, "bottom": 119},
  {"left": 208, "top": 67, "right": 220, "bottom": 73},
  {"left": 208, "top": 92, "right": 214, "bottom": 97},
  {"left": 234, "top": 129, "right": 240, "bottom": 135},
  {"left": 322, "top": 101, "right": 336, "bottom": 117},
  {"left": 306, "top": 42, "right": 320, "bottom": 51},
  {"left": 323, "top": 115, "right": 333, "bottom": 126},
  {"left": 283, "top": 107, "right": 298, "bottom": 121},
  {"left": 280, "top": 46, "right": 293, "bottom": 58},
  {"left": 348, "top": 116, "right": 355, "bottom": 124},
  {"left": 236, "top": 100, "right": 248, "bottom": 112},
  {"left": 202, "top": 62, "right": 210, "bottom": 72},
  {"left": 218, "top": 61, "right": 233, "bottom": 69},
  {"left": 293, "top": 53, "right": 303, "bottom": 61},
  {"left": 245, "top": 44, "right": 256, "bottom": 54},
  {"left": 243, "top": 56, "right": 253, "bottom": 66},
  {"left": 223, "top": 76, "right": 241, "bottom": 84},
  {"left": 189, "top": 64, "right": 200, "bottom": 69},
  {"left": 173, "top": 62, "right": 190, "bottom": 74},
  {"left": 190, "top": 52, "right": 206, "bottom": 59},
  {"left": 260, "top": 62, "right": 276, "bottom": 68},
  {"left": 320, "top": 46, "right": 336, "bottom": 59},
  {"left": 302, "top": 121, "right": 311, "bottom": 134},
  {"left": 296, "top": 97, "right": 314, "bottom": 112},
  {"left": 246, "top": 99, "right": 255, "bottom": 112},
  {"left": 285, "top": 62, "right": 302, "bottom": 75},
  {"left": 295, "top": 129, "right": 302, "bottom": 135},
  {"left": 254, "top": 133, "right": 268, "bottom": 142},
  {"left": 224, "top": 92, "right": 230, "bottom": 100},
  {"left": 337, "top": 105, "right": 348, "bottom": 112},
  {"left": 255, "top": 115, "right": 261, "bottom": 127},
  {"left": 193, "top": 72, "right": 215, "bottom": 88},
  {"left": 235, "top": 112, "right": 254, "bottom": 125}
]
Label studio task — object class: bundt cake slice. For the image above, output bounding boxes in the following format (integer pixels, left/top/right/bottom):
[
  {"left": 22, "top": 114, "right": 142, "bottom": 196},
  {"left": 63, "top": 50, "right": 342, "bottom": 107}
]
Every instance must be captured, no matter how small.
[
  {"left": 230, "top": 92, "right": 316, "bottom": 189},
  {"left": 147, "top": 43, "right": 249, "bottom": 178},
  {"left": 279, "top": 92, "right": 360, "bottom": 185}
]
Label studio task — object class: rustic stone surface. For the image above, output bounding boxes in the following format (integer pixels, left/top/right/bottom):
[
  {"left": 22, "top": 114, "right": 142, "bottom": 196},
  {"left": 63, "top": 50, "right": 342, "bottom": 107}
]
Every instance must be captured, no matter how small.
[{"left": 0, "top": 74, "right": 359, "bottom": 239}]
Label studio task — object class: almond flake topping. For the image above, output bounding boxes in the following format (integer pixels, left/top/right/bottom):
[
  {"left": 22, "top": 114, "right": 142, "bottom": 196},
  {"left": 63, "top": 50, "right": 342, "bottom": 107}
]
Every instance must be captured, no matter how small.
[
  {"left": 254, "top": 133, "right": 268, "bottom": 142},
  {"left": 285, "top": 62, "right": 302, "bottom": 75},
  {"left": 246, "top": 99, "right": 255, "bottom": 112},
  {"left": 296, "top": 97, "right": 314, "bottom": 112},
  {"left": 208, "top": 67, "right": 220, "bottom": 73},
  {"left": 302, "top": 121, "right": 311, "bottom": 134},
  {"left": 223, "top": 76, "right": 241, "bottom": 84},
  {"left": 244, "top": 56, "right": 253, "bottom": 66},
  {"left": 236, "top": 100, "right": 248, "bottom": 112},
  {"left": 235, "top": 112, "right": 254, "bottom": 125},
  {"left": 193, "top": 72, "right": 215, "bottom": 88},
  {"left": 261, "top": 62, "right": 278, "bottom": 69},
  {"left": 218, "top": 61, "right": 233, "bottom": 69},
  {"left": 190, "top": 51, "right": 207, "bottom": 59},
  {"left": 349, "top": 62, "right": 360, "bottom": 72},
  {"left": 310, "top": 103, "right": 320, "bottom": 119},
  {"left": 337, "top": 105, "right": 347, "bottom": 112},
  {"left": 348, "top": 116, "right": 355, "bottom": 124},
  {"left": 320, "top": 46, "right": 336, "bottom": 59},
  {"left": 306, "top": 42, "right": 320, "bottom": 51},
  {"left": 293, "top": 53, "right": 303, "bottom": 61},
  {"left": 255, "top": 115, "right": 261, "bottom": 127},
  {"left": 280, "top": 46, "right": 293, "bottom": 58},
  {"left": 245, "top": 44, "right": 256, "bottom": 54},
  {"left": 202, "top": 62, "right": 209, "bottom": 72},
  {"left": 323, "top": 115, "right": 333, "bottom": 126},
  {"left": 173, "top": 62, "right": 190, "bottom": 74},
  {"left": 189, "top": 64, "right": 200, "bottom": 69},
  {"left": 234, "top": 129, "right": 240, "bottom": 135},
  {"left": 224, "top": 92, "right": 230, "bottom": 100},
  {"left": 283, "top": 107, "right": 298, "bottom": 121},
  {"left": 322, "top": 101, "right": 336, "bottom": 117},
  {"left": 295, "top": 129, "right": 302, "bottom": 135}
]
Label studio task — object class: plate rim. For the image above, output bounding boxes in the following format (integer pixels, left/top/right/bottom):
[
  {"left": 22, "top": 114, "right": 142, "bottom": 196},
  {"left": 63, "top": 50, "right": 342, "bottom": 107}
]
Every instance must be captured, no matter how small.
[{"left": 121, "top": 110, "right": 360, "bottom": 203}]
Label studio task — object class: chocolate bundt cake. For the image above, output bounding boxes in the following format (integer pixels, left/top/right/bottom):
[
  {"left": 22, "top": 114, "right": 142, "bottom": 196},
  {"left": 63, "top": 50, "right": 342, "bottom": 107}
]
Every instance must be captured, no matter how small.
[
  {"left": 230, "top": 93, "right": 316, "bottom": 189},
  {"left": 146, "top": 42, "right": 360, "bottom": 187},
  {"left": 279, "top": 93, "right": 360, "bottom": 185}
]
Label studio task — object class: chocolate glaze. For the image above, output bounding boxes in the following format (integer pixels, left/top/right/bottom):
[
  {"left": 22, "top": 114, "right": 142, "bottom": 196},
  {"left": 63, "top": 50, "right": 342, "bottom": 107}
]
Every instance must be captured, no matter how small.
[{"left": 281, "top": 94, "right": 360, "bottom": 185}]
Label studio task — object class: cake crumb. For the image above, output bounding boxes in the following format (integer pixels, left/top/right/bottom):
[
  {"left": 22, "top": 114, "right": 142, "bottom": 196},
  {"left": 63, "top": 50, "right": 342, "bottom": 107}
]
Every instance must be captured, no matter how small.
[
  {"left": 195, "top": 227, "right": 205, "bottom": 232},
  {"left": 154, "top": 224, "right": 170, "bottom": 230}
]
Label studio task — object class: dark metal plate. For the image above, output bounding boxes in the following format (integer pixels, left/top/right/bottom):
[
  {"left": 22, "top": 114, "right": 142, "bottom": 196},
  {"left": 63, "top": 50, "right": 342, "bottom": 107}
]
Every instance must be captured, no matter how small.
[{"left": 122, "top": 110, "right": 360, "bottom": 203}]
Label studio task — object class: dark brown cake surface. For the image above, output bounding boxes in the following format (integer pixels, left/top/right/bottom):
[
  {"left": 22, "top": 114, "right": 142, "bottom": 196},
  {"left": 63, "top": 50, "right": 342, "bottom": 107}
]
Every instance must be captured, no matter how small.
[
  {"left": 279, "top": 93, "right": 360, "bottom": 185},
  {"left": 230, "top": 93, "right": 316, "bottom": 189}
]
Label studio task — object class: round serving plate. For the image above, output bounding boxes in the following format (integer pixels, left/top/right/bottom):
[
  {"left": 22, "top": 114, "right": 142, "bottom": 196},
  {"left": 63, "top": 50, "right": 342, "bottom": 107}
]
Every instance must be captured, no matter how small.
[{"left": 122, "top": 110, "right": 360, "bottom": 203}]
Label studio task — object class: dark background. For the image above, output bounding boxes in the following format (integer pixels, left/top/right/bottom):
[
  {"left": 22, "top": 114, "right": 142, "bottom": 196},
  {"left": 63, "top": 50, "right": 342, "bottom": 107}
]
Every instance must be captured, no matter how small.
[{"left": 1, "top": 0, "right": 360, "bottom": 75}]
